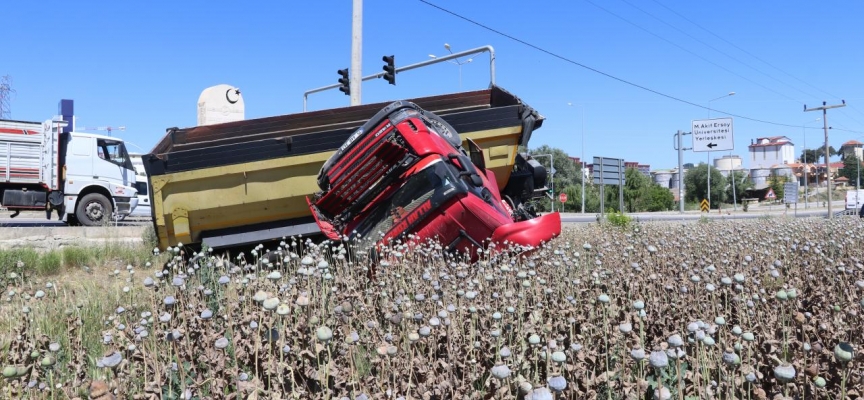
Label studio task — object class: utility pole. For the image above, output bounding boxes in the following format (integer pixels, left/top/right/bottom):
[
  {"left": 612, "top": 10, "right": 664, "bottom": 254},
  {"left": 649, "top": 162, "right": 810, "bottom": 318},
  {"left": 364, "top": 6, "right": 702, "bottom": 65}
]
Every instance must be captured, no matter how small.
[
  {"left": 675, "top": 130, "right": 691, "bottom": 213},
  {"left": 804, "top": 100, "right": 846, "bottom": 219},
  {"left": 349, "top": 0, "right": 363, "bottom": 106}
]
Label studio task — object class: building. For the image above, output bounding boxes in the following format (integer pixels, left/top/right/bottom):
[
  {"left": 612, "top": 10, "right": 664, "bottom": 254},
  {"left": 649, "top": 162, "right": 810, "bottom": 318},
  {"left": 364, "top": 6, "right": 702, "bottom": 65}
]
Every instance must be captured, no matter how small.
[
  {"left": 839, "top": 140, "right": 864, "bottom": 160},
  {"left": 748, "top": 136, "right": 795, "bottom": 170},
  {"left": 623, "top": 161, "right": 651, "bottom": 177}
]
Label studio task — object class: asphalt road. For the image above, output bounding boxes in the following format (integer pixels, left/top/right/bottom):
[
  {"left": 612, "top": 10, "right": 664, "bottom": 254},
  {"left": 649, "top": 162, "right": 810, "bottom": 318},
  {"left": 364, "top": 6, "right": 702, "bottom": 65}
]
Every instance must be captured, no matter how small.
[
  {"left": 2, "top": 200, "right": 856, "bottom": 232},
  {"left": 560, "top": 200, "right": 853, "bottom": 224},
  {"left": 0, "top": 210, "right": 151, "bottom": 227}
]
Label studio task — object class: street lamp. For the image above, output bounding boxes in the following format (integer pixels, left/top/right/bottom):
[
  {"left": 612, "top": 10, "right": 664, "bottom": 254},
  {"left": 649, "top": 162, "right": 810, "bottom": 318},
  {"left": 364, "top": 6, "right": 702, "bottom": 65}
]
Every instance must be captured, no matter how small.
[
  {"left": 429, "top": 43, "right": 473, "bottom": 90},
  {"left": 707, "top": 92, "right": 735, "bottom": 211},
  {"left": 801, "top": 118, "right": 821, "bottom": 209},
  {"left": 567, "top": 102, "right": 586, "bottom": 213},
  {"left": 533, "top": 153, "right": 555, "bottom": 212}
]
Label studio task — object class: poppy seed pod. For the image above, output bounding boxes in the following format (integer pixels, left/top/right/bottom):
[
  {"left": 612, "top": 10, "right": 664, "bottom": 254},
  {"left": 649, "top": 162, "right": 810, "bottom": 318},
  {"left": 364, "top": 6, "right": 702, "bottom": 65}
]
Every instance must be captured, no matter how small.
[
  {"left": 773, "top": 363, "right": 796, "bottom": 381},
  {"left": 649, "top": 350, "right": 669, "bottom": 369}
]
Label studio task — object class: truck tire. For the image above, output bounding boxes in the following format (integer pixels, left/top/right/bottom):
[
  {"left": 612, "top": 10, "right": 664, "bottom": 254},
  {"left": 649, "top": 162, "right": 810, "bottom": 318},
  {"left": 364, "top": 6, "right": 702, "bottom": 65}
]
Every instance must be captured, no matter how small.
[{"left": 76, "top": 193, "right": 113, "bottom": 226}]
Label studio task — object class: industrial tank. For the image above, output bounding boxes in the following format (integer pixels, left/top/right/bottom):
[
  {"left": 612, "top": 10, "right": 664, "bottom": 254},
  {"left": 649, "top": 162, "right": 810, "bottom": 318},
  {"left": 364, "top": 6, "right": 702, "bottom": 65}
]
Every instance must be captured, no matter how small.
[
  {"left": 771, "top": 165, "right": 794, "bottom": 179},
  {"left": 714, "top": 155, "right": 742, "bottom": 171},
  {"left": 750, "top": 168, "right": 771, "bottom": 187},
  {"left": 653, "top": 170, "right": 672, "bottom": 188}
]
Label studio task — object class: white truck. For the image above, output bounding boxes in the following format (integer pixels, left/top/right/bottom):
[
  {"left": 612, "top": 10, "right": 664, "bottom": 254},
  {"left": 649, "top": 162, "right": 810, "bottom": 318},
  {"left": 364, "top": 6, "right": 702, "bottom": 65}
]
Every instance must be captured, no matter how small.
[
  {"left": 845, "top": 189, "right": 864, "bottom": 211},
  {"left": 0, "top": 101, "right": 138, "bottom": 225}
]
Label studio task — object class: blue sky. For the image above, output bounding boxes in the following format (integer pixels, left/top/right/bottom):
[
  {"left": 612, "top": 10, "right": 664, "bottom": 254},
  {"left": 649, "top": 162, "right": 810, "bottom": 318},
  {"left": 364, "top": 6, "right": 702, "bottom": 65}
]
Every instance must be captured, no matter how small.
[{"left": 3, "top": 1, "right": 863, "bottom": 171}]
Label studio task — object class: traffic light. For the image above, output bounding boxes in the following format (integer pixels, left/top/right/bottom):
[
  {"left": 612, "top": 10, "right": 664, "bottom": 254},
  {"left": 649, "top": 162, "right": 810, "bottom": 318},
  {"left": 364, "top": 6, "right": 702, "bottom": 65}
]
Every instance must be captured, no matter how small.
[
  {"left": 382, "top": 55, "right": 395, "bottom": 85},
  {"left": 337, "top": 68, "right": 350, "bottom": 96}
]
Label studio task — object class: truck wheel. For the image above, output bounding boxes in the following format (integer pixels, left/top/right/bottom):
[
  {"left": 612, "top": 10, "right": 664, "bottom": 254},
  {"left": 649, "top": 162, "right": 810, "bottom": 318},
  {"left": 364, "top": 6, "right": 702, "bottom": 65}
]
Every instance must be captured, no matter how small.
[{"left": 76, "top": 193, "right": 113, "bottom": 226}]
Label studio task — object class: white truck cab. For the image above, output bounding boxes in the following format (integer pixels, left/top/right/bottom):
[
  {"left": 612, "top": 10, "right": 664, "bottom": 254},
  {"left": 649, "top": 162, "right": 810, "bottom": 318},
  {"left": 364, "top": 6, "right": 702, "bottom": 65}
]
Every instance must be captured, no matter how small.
[{"left": 61, "top": 130, "right": 139, "bottom": 224}]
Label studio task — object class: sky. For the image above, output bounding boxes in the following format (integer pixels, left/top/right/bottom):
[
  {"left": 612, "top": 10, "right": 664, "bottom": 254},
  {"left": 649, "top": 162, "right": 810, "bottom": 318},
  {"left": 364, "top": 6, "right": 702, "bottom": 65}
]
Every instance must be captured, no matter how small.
[{"left": 3, "top": 1, "right": 863, "bottom": 171}]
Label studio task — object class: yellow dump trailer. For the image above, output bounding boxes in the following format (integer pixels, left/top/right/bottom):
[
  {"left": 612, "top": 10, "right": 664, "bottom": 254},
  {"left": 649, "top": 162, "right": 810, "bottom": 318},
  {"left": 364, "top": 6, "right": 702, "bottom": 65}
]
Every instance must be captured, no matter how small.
[{"left": 143, "top": 86, "right": 547, "bottom": 249}]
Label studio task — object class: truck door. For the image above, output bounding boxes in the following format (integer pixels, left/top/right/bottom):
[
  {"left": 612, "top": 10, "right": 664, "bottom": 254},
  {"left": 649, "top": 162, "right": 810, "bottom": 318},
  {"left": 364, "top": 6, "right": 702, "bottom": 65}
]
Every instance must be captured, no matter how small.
[
  {"left": 64, "top": 135, "right": 95, "bottom": 194},
  {"left": 95, "top": 139, "right": 134, "bottom": 187}
]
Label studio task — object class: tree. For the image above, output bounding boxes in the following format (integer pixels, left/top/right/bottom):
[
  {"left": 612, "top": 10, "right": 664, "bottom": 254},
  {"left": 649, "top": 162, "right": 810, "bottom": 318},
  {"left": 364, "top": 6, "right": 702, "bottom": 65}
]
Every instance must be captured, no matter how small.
[
  {"left": 768, "top": 171, "right": 787, "bottom": 201},
  {"left": 645, "top": 184, "right": 675, "bottom": 212},
  {"left": 684, "top": 164, "right": 727, "bottom": 208},
  {"left": 838, "top": 154, "right": 862, "bottom": 187},
  {"left": 725, "top": 170, "right": 753, "bottom": 205},
  {"left": 582, "top": 183, "right": 602, "bottom": 213},
  {"left": 801, "top": 147, "right": 837, "bottom": 164},
  {"left": 622, "top": 168, "right": 651, "bottom": 212},
  {"left": 526, "top": 145, "right": 582, "bottom": 191}
]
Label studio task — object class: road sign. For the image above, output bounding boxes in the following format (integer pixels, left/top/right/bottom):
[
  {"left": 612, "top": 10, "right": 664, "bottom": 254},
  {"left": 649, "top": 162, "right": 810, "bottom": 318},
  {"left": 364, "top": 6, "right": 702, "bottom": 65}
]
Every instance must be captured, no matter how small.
[
  {"left": 592, "top": 156, "right": 626, "bottom": 218},
  {"left": 783, "top": 182, "right": 798, "bottom": 203},
  {"left": 765, "top": 188, "right": 776, "bottom": 200},
  {"left": 691, "top": 117, "right": 734, "bottom": 152},
  {"left": 592, "top": 157, "right": 626, "bottom": 186},
  {"left": 700, "top": 199, "right": 709, "bottom": 212},
  {"left": 559, "top": 193, "right": 567, "bottom": 203}
]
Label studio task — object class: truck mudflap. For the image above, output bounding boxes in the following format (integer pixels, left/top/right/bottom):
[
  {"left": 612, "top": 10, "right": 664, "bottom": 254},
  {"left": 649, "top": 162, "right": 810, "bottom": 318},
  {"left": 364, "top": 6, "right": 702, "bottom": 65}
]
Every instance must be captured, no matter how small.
[{"left": 489, "top": 212, "right": 561, "bottom": 251}]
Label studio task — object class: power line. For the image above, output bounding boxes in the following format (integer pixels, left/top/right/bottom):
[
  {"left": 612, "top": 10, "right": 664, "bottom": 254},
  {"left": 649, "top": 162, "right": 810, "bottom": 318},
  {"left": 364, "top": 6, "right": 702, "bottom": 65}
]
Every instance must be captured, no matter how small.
[
  {"left": 648, "top": 0, "right": 864, "bottom": 121},
  {"left": 617, "top": 0, "right": 822, "bottom": 102},
  {"left": 583, "top": 0, "right": 805, "bottom": 105},
  {"left": 416, "top": 0, "right": 855, "bottom": 131}
]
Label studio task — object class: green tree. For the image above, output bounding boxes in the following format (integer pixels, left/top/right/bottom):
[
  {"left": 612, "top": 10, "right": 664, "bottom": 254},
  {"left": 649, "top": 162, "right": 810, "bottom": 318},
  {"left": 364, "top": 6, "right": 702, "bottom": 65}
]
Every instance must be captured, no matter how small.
[
  {"left": 768, "top": 171, "right": 787, "bottom": 200},
  {"left": 645, "top": 184, "right": 675, "bottom": 212},
  {"left": 526, "top": 145, "right": 582, "bottom": 191},
  {"left": 684, "top": 164, "right": 727, "bottom": 208},
  {"left": 558, "top": 185, "right": 579, "bottom": 212},
  {"left": 725, "top": 170, "right": 753, "bottom": 205},
  {"left": 838, "top": 154, "right": 862, "bottom": 186},
  {"left": 801, "top": 146, "right": 837, "bottom": 165},
  {"left": 582, "top": 183, "right": 602, "bottom": 213},
  {"left": 622, "top": 168, "right": 651, "bottom": 212}
]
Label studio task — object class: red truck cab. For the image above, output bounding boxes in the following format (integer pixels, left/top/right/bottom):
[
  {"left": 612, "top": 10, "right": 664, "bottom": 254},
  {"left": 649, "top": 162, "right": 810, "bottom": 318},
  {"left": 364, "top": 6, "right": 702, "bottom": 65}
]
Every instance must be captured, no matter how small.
[{"left": 308, "top": 101, "right": 560, "bottom": 261}]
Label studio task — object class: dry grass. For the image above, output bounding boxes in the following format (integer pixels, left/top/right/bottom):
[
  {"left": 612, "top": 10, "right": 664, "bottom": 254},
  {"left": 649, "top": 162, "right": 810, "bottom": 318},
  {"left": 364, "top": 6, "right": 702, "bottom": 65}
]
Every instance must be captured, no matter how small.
[{"left": 0, "top": 218, "right": 862, "bottom": 399}]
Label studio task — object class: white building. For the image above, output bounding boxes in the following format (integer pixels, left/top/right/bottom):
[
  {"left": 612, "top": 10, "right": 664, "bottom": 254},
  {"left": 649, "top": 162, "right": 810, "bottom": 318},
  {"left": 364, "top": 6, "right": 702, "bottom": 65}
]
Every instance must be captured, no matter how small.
[
  {"left": 748, "top": 136, "right": 795, "bottom": 170},
  {"left": 839, "top": 140, "right": 864, "bottom": 160}
]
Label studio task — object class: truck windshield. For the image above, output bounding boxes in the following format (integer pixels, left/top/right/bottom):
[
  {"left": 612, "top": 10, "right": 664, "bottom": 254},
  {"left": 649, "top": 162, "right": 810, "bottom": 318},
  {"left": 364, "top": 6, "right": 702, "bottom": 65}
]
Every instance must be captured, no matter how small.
[
  {"left": 351, "top": 160, "right": 464, "bottom": 245},
  {"left": 97, "top": 139, "right": 134, "bottom": 170}
]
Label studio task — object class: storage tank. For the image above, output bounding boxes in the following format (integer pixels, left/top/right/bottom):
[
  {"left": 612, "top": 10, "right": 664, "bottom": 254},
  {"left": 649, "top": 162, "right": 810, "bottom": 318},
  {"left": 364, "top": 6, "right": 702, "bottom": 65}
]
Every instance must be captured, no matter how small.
[
  {"left": 771, "top": 165, "right": 794, "bottom": 179},
  {"left": 653, "top": 170, "right": 672, "bottom": 188},
  {"left": 750, "top": 168, "right": 771, "bottom": 187},
  {"left": 670, "top": 171, "right": 680, "bottom": 189},
  {"left": 714, "top": 155, "right": 742, "bottom": 171}
]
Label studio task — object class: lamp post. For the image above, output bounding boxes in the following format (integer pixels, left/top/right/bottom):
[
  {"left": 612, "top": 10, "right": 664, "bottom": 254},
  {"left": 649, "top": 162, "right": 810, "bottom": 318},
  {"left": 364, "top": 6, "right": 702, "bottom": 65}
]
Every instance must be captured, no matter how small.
[
  {"left": 534, "top": 153, "right": 555, "bottom": 212},
  {"left": 568, "top": 102, "right": 586, "bottom": 213},
  {"left": 429, "top": 43, "right": 474, "bottom": 90},
  {"left": 802, "top": 118, "right": 821, "bottom": 209},
  {"left": 707, "top": 92, "right": 735, "bottom": 210}
]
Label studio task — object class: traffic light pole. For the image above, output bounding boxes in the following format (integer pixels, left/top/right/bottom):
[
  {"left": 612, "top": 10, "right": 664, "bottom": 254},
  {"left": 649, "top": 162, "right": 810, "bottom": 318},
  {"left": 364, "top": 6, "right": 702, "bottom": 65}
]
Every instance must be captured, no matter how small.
[
  {"left": 349, "top": 0, "right": 363, "bottom": 106},
  {"left": 303, "top": 45, "right": 497, "bottom": 111}
]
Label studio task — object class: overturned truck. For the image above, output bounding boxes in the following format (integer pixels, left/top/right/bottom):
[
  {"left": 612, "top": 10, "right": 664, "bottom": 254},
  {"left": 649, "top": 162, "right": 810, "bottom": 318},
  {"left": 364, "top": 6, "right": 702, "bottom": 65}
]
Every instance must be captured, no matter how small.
[{"left": 143, "top": 85, "right": 559, "bottom": 253}]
